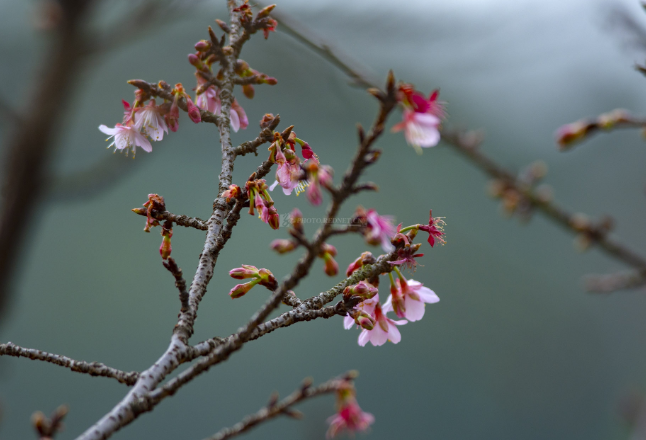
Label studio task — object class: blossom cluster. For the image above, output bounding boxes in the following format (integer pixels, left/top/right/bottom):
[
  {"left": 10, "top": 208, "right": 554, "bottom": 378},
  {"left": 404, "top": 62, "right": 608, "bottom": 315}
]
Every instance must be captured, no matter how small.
[{"left": 104, "top": 7, "right": 449, "bottom": 436}]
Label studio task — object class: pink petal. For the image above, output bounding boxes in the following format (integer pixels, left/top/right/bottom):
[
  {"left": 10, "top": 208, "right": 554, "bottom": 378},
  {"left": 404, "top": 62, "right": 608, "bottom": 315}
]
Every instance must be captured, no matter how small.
[
  {"left": 358, "top": 330, "right": 371, "bottom": 347},
  {"left": 230, "top": 109, "right": 240, "bottom": 132},
  {"left": 343, "top": 315, "right": 355, "bottom": 330},
  {"left": 387, "top": 324, "right": 402, "bottom": 344},
  {"left": 99, "top": 125, "right": 119, "bottom": 136},
  {"left": 403, "top": 295, "right": 425, "bottom": 322}
]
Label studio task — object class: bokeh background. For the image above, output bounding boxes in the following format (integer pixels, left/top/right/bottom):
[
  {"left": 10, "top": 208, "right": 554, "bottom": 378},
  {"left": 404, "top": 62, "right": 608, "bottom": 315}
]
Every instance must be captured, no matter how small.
[{"left": 2, "top": 0, "right": 646, "bottom": 438}]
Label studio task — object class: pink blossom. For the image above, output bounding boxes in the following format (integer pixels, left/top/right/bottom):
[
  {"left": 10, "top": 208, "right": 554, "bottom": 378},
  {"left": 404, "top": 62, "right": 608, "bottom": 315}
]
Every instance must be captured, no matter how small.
[
  {"left": 365, "top": 209, "right": 396, "bottom": 252},
  {"left": 269, "top": 148, "right": 301, "bottom": 195},
  {"left": 134, "top": 100, "right": 168, "bottom": 141},
  {"left": 345, "top": 294, "right": 406, "bottom": 346},
  {"left": 383, "top": 277, "right": 439, "bottom": 322},
  {"left": 195, "top": 77, "right": 248, "bottom": 132},
  {"left": 392, "top": 109, "right": 441, "bottom": 150},
  {"left": 326, "top": 401, "right": 374, "bottom": 439},
  {"left": 99, "top": 123, "right": 152, "bottom": 157}
]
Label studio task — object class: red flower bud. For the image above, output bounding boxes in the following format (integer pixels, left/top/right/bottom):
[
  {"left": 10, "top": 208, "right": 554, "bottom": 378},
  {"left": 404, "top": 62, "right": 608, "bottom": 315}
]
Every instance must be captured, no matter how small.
[{"left": 185, "top": 95, "right": 202, "bottom": 123}]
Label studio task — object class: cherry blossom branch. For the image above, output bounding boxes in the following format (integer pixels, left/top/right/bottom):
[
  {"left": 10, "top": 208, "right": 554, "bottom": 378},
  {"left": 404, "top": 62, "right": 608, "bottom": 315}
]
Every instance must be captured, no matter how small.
[
  {"left": 266, "top": 7, "right": 646, "bottom": 292},
  {"left": 190, "top": 249, "right": 399, "bottom": 358},
  {"left": 202, "top": 373, "right": 351, "bottom": 440},
  {"left": 127, "top": 80, "right": 222, "bottom": 125},
  {"left": 130, "top": 74, "right": 397, "bottom": 413},
  {"left": 162, "top": 258, "right": 190, "bottom": 313},
  {"left": 0, "top": 343, "right": 139, "bottom": 386}
]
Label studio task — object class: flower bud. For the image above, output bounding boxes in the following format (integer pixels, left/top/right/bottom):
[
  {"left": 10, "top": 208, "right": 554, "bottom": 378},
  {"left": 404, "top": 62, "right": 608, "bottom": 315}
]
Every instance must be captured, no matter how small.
[
  {"left": 229, "top": 281, "right": 257, "bottom": 299},
  {"left": 160, "top": 229, "right": 172, "bottom": 259},
  {"left": 321, "top": 243, "right": 337, "bottom": 257},
  {"left": 258, "top": 268, "right": 277, "bottom": 289},
  {"left": 194, "top": 40, "right": 211, "bottom": 52},
  {"left": 242, "top": 84, "right": 255, "bottom": 99},
  {"left": 270, "top": 239, "right": 297, "bottom": 254},
  {"left": 300, "top": 142, "right": 315, "bottom": 160},
  {"left": 355, "top": 311, "right": 376, "bottom": 330},
  {"left": 257, "top": 4, "right": 276, "bottom": 18},
  {"left": 268, "top": 206, "right": 280, "bottom": 230},
  {"left": 185, "top": 95, "right": 202, "bottom": 123},
  {"left": 166, "top": 96, "right": 180, "bottom": 132},
  {"left": 229, "top": 265, "right": 260, "bottom": 279},
  {"left": 322, "top": 253, "right": 338, "bottom": 277},
  {"left": 260, "top": 113, "right": 275, "bottom": 129},
  {"left": 345, "top": 252, "right": 375, "bottom": 277},
  {"left": 290, "top": 208, "right": 304, "bottom": 233}
]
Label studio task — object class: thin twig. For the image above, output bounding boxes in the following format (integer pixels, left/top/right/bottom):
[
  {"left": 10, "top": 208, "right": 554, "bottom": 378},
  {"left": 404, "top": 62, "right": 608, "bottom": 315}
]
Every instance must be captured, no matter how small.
[
  {"left": 0, "top": 343, "right": 139, "bottom": 386},
  {"left": 162, "top": 258, "right": 190, "bottom": 315},
  {"left": 133, "top": 209, "right": 209, "bottom": 231}
]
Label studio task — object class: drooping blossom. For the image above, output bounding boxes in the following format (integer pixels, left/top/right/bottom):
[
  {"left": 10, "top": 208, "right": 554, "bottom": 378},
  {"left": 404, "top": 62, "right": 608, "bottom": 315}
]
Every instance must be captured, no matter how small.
[
  {"left": 134, "top": 100, "right": 168, "bottom": 141},
  {"left": 365, "top": 209, "right": 396, "bottom": 252},
  {"left": 269, "top": 147, "right": 302, "bottom": 195},
  {"left": 382, "top": 271, "right": 439, "bottom": 322},
  {"left": 344, "top": 294, "right": 406, "bottom": 346},
  {"left": 231, "top": 99, "right": 248, "bottom": 132},
  {"left": 99, "top": 123, "right": 152, "bottom": 157},
  {"left": 305, "top": 162, "right": 333, "bottom": 206},
  {"left": 393, "top": 84, "right": 446, "bottom": 152},
  {"left": 326, "top": 381, "right": 374, "bottom": 439}
]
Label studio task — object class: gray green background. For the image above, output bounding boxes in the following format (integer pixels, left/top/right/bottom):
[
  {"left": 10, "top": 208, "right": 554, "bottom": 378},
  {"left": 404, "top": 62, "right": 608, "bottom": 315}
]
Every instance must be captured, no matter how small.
[{"left": 2, "top": 0, "right": 646, "bottom": 438}]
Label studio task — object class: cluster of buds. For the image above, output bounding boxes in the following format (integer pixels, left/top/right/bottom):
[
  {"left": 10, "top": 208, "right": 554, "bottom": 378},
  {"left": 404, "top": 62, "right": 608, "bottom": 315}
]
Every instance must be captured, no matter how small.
[
  {"left": 488, "top": 162, "right": 552, "bottom": 221},
  {"left": 555, "top": 109, "right": 634, "bottom": 150},
  {"left": 233, "top": 1, "right": 278, "bottom": 40},
  {"left": 392, "top": 82, "right": 446, "bottom": 153},
  {"left": 246, "top": 179, "right": 280, "bottom": 229},
  {"left": 326, "top": 378, "right": 374, "bottom": 439},
  {"left": 234, "top": 59, "right": 278, "bottom": 99},
  {"left": 32, "top": 405, "right": 68, "bottom": 440},
  {"left": 132, "top": 194, "right": 176, "bottom": 260},
  {"left": 303, "top": 162, "right": 333, "bottom": 206},
  {"left": 228, "top": 265, "right": 277, "bottom": 298}
]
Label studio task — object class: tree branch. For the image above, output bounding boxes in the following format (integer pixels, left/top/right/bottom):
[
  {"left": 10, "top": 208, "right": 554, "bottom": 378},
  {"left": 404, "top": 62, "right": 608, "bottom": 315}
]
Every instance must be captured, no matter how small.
[{"left": 0, "top": 343, "right": 139, "bottom": 386}]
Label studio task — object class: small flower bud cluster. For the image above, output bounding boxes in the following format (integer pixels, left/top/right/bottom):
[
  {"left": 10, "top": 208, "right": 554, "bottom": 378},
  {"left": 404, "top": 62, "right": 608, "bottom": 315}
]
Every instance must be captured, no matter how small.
[
  {"left": 234, "top": 1, "right": 278, "bottom": 40},
  {"left": 246, "top": 179, "right": 280, "bottom": 230},
  {"left": 228, "top": 265, "right": 277, "bottom": 298}
]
